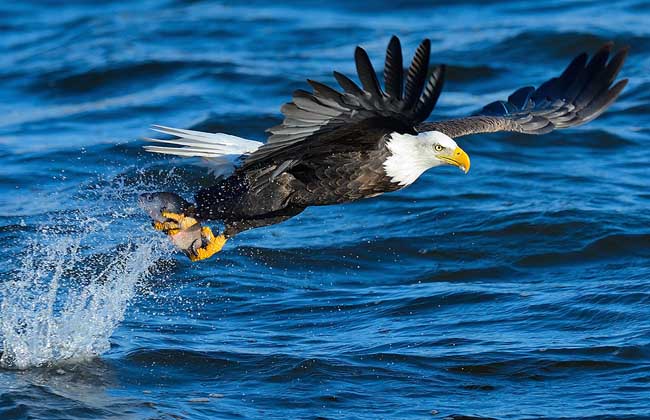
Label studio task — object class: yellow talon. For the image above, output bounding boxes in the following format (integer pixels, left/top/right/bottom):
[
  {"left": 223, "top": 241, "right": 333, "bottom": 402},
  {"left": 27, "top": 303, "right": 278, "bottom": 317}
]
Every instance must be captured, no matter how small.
[
  {"left": 201, "top": 226, "right": 215, "bottom": 241},
  {"left": 156, "top": 211, "right": 200, "bottom": 233},
  {"left": 160, "top": 211, "right": 185, "bottom": 222},
  {"left": 153, "top": 220, "right": 184, "bottom": 232},
  {"left": 188, "top": 226, "right": 227, "bottom": 262}
]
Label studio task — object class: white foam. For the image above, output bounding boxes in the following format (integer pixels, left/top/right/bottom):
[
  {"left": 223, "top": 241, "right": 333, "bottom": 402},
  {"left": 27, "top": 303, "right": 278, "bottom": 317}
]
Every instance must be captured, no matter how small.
[{"left": 0, "top": 180, "right": 171, "bottom": 369}]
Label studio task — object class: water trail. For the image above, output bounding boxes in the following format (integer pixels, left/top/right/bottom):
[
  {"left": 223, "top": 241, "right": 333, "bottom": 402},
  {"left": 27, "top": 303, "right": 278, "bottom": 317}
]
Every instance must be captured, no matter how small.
[{"left": 0, "top": 172, "right": 172, "bottom": 370}]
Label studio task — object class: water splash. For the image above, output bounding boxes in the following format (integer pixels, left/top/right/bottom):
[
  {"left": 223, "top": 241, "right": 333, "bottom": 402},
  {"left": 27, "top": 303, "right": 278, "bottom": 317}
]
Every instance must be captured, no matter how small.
[
  {"left": 0, "top": 174, "right": 173, "bottom": 370},
  {"left": 0, "top": 227, "right": 165, "bottom": 369}
]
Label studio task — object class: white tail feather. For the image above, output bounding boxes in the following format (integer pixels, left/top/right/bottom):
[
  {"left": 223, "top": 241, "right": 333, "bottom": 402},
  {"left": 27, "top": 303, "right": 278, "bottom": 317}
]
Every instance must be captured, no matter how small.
[{"left": 144, "top": 125, "right": 263, "bottom": 178}]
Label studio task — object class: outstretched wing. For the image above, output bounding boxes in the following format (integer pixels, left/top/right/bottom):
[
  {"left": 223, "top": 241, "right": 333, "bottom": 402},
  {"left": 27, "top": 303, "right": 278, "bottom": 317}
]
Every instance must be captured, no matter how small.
[
  {"left": 419, "top": 43, "right": 628, "bottom": 138},
  {"left": 242, "top": 36, "right": 445, "bottom": 168}
]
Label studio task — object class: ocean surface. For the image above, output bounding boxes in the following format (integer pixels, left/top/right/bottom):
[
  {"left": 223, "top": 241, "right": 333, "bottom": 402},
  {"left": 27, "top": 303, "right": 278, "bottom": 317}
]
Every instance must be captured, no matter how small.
[{"left": 1, "top": 1, "right": 649, "bottom": 419}]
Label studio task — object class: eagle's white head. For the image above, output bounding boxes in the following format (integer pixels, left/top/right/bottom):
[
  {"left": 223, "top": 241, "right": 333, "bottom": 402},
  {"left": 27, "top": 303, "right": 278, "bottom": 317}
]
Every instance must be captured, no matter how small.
[{"left": 383, "top": 130, "right": 470, "bottom": 186}]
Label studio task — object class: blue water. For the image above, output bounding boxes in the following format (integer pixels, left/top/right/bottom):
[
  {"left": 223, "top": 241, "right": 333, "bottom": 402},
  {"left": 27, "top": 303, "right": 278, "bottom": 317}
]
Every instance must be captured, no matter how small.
[{"left": 1, "top": 1, "right": 649, "bottom": 419}]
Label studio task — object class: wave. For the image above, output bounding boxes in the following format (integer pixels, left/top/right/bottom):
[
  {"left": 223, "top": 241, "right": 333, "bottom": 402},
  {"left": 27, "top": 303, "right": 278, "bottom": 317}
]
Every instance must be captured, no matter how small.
[
  {"left": 445, "top": 64, "right": 502, "bottom": 83},
  {"left": 516, "top": 233, "right": 650, "bottom": 267},
  {"left": 30, "top": 59, "right": 229, "bottom": 95},
  {"left": 491, "top": 31, "right": 629, "bottom": 61}
]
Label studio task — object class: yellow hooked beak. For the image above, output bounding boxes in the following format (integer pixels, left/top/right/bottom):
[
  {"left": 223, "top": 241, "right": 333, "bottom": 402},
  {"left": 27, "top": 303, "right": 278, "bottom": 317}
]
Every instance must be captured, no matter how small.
[{"left": 438, "top": 146, "right": 471, "bottom": 174}]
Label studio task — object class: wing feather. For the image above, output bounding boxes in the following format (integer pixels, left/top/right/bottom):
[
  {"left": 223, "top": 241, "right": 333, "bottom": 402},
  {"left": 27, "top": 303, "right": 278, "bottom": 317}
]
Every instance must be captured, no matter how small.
[
  {"left": 419, "top": 43, "right": 628, "bottom": 138},
  {"left": 354, "top": 46, "right": 383, "bottom": 100},
  {"left": 384, "top": 36, "right": 403, "bottom": 99},
  {"left": 414, "top": 64, "right": 445, "bottom": 121},
  {"left": 403, "top": 39, "right": 431, "bottom": 109},
  {"left": 333, "top": 71, "right": 365, "bottom": 97},
  {"left": 244, "top": 36, "right": 445, "bottom": 168}
]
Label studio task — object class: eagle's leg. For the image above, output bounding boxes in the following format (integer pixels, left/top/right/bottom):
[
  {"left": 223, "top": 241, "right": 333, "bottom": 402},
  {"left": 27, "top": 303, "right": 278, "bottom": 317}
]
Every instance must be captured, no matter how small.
[{"left": 188, "top": 226, "right": 227, "bottom": 262}]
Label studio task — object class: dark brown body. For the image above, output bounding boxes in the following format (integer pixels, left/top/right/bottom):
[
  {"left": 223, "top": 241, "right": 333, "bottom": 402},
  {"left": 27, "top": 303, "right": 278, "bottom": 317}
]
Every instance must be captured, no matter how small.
[{"left": 195, "top": 129, "right": 400, "bottom": 237}]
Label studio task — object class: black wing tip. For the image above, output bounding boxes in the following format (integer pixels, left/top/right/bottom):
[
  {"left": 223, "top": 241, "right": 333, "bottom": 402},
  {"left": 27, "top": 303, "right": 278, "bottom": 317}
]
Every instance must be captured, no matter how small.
[
  {"left": 437, "top": 64, "right": 447, "bottom": 82},
  {"left": 600, "top": 41, "right": 615, "bottom": 52},
  {"left": 612, "top": 78, "right": 629, "bottom": 92},
  {"left": 353, "top": 46, "right": 370, "bottom": 71},
  {"left": 571, "top": 41, "right": 630, "bottom": 66},
  {"left": 414, "top": 38, "right": 432, "bottom": 58},
  {"left": 609, "top": 78, "right": 629, "bottom": 102},
  {"left": 354, "top": 45, "right": 368, "bottom": 59},
  {"left": 306, "top": 78, "right": 319, "bottom": 91},
  {"left": 433, "top": 63, "right": 447, "bottom": 75},
  {"left": 572, "top": 51, "right": 590, "bottom": 66},
  {"left": 332, "top": 70, "right": 349, "bottom": 85},
  {"left": 611, "top": 45, "right": 630, "bottom": 64},
  {"left": 571, "top": 41, "right": 629, "bottom": 65},
  {"left": 580, "top": 41, "right": 612, "bottom": 62},
  {"left": 306, "top": 78, "right": 326, "bottom": 90},
  {"left": 591, "top": 41, "right": 631, "bottom": 63},
  {"left": 427, "top": 64, "right": 446, "bottom": 86},
  {"left": 292, "top": 88, "right": 311, "bottom": 97}
]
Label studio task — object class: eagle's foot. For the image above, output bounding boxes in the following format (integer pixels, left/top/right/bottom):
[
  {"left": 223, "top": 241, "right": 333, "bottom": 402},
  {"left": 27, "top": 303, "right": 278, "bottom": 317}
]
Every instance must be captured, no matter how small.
[
  {"left": 188, "top": 226, "right": 227, "bottom": 262},
  {"left": 153, "top": 211, "right": 199, "bottom": 235}
]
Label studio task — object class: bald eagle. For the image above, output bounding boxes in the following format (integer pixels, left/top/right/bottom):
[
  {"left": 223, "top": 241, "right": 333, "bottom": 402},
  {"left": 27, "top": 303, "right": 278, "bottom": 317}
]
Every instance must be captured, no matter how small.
[{"left": 142, "top": 36, "right": 628, "bottom": 261}]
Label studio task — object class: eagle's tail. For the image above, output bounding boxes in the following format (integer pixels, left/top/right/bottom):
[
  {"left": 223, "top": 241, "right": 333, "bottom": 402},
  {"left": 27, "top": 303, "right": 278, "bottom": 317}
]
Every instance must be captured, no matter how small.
[{"left": 143, "top": 125, "right": 263, "bottom": 177}]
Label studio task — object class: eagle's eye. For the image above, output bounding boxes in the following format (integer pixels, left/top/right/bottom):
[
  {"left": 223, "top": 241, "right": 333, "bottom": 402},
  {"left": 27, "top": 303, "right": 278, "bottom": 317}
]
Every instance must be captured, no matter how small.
[{"left": 434, "top": 144, "right": 444, "bottom": 152}]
